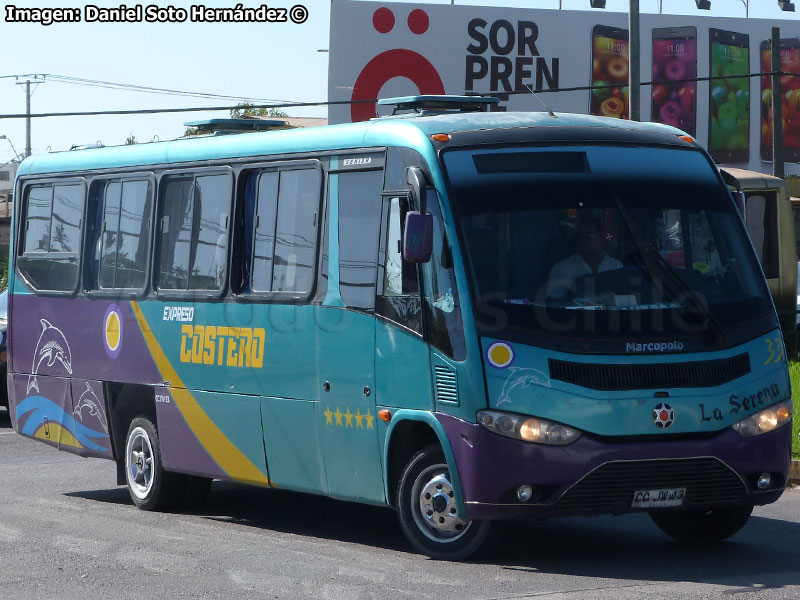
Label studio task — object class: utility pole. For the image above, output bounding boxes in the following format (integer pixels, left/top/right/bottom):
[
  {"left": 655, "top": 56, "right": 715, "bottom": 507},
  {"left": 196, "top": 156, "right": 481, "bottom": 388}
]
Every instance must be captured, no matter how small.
[
  {"left": 629, "top": 0, "right": 640, "bottom": 121},
  {"left": 15, "top": 75, "right": 45, "bottom": 159}
]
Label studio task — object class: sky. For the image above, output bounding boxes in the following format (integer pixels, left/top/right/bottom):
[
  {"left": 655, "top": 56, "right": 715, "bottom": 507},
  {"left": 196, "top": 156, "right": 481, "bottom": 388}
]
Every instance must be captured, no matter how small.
[{"left": 1, "top": 0, "right": 799, "bottom": 166}]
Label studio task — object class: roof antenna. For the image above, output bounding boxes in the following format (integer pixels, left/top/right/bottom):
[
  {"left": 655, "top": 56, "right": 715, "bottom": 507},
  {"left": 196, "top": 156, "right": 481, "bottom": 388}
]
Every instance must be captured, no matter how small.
[{"left": 524, "top": 84, "right": 557, "bottom": 118}]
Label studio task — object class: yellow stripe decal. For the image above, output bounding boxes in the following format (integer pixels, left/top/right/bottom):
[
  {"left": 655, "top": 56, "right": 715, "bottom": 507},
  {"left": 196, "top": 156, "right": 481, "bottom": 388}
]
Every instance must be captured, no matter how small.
[{"left": 131, "top": 301, "right": 270, "bottom": 487}]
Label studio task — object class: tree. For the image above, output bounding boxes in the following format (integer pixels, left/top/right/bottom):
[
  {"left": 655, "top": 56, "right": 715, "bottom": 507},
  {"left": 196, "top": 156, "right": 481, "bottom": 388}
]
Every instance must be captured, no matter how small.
[
  {"left": 125, "top": 133, "right": 137, "bottom": 145},
  {"left": 230, "top": 102, "right": 288, "bottom": 119}
]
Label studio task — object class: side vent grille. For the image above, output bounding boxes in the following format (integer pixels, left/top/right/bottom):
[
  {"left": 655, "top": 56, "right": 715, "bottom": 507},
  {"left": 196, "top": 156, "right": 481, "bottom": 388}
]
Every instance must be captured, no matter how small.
[{"left": 434, "top": 366, "right": 459, "bottom": 405}]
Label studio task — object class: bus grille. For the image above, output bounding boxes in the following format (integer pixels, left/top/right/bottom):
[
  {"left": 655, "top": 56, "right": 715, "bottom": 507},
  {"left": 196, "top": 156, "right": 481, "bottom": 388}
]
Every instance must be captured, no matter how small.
[
  {"left": 554, "top": 458, "right": 746, "bottom": 513},
  {"left": 548, "top": 353, "right": 750, "bottom": 391}
]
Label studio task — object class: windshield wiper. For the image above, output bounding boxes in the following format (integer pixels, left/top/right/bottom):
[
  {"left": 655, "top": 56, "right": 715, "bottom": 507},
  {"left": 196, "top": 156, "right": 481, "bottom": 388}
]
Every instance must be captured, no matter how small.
[{"left": 614, "top": 197, "right": 727, "bottom": 348}]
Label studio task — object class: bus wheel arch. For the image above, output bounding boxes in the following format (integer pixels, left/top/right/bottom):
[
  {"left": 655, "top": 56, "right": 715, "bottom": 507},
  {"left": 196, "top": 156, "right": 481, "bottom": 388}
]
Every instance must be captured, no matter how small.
[
  {"left": 107, "top": 382, "right": 157, "bottom": 474},
  {"left": 385, "top": 418, "right": 440, "bottom": 509},
  {"left": 396, "top": 443, "right": 490, "bottom": 560}
]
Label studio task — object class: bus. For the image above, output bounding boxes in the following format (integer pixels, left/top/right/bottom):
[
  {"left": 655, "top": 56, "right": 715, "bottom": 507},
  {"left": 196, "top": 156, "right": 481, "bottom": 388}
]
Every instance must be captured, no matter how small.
[
  {"left": 719, "top": 168, "right": 797, "bottom": 350},
  {"left": 7, "top": 96, "right": 792, "bottom": 560}
]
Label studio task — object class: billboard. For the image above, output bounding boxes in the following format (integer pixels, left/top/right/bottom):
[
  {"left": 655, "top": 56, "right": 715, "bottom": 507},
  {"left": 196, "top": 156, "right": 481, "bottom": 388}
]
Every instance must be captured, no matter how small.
[{"left": 328, "top": 0, "right": 800, "bottom": 174}]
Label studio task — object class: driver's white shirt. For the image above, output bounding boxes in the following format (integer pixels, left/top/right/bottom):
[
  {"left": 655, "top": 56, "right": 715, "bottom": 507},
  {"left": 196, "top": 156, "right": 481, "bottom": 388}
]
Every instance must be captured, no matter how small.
[{"left": 546, "top": 253, "right": 623, "bottom": 299}]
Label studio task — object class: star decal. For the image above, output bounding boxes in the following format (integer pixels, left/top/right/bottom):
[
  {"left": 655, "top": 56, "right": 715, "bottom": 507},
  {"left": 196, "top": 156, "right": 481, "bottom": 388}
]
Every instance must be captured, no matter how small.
[{"left": 323, "top": 406, "right": 376, "bottom": 431}]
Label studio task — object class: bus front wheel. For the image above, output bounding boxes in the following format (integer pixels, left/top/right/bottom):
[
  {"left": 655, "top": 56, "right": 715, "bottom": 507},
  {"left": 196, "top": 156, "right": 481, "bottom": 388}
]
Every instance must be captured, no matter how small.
[
  {"left": 124, "top": 417, "right": 185, "bottom": 511},
  {"left": 650, "top": 505, "right": 754, "bottom": 542},
  {"left": 396, "top": 444, "right": 490, "bottom": 560}
]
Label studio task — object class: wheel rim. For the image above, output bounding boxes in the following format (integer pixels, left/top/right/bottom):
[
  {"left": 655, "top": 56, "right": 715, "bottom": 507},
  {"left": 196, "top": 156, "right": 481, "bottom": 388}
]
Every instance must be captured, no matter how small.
[
  {"left": 410, "top": 463, "right": 472, "bottom": 543},
  {"left": 126, "top": 426, "right": 155, "bottom": 500}
]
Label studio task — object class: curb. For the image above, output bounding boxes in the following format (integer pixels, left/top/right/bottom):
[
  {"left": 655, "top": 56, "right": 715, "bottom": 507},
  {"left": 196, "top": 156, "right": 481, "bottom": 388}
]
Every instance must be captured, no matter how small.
[{"left": 790, "top": 460, "right": 800, "bottom": 487}]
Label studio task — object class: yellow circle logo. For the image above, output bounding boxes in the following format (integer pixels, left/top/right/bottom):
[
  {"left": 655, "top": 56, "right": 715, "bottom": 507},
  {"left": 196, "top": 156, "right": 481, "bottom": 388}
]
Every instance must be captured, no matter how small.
[
  {"left": 487, "top": 342, "right": 514, "bottom": 368},
  {"left": 105, "top": 311, "right": 121, "bottom": 352}
]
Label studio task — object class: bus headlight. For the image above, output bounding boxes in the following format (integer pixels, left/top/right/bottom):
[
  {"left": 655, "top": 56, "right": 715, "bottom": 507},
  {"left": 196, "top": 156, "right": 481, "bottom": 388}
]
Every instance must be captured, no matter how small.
[
  {"left": 731, "top": 400, "right": 792, "bottom": 437},
  {"left": 477, "top": 410, "right": 581, "bottom": 445}
]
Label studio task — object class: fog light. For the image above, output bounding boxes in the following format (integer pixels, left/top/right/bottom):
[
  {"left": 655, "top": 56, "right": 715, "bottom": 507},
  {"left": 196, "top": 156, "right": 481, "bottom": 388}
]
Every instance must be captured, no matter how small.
[
  {"left": 517, "top": 485, "right": 533, "bottom": 502},
  {"left": 757, "top": 473, "right": 771, "bottom": 490}
]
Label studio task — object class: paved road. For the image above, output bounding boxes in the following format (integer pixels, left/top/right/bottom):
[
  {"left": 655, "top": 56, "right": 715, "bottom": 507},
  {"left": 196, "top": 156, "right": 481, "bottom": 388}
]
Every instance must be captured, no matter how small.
[{"left": 0, "top": 410, "right": 798, "bottom": 600}]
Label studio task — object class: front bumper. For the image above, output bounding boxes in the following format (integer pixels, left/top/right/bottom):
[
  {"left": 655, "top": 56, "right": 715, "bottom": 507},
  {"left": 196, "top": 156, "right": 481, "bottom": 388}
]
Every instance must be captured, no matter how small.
[{"left": 437, "top": 413, "right": 791, "bottom": 520}]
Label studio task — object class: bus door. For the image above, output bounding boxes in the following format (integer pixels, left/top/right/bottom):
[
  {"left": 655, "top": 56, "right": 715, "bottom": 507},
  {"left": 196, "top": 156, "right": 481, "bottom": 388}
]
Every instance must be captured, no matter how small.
[
  {"left": 374, "top": 195, "right": 431, "bottom": 411},
  {"left": 317, "top": 166, "right": 385, "bottom": 503}
]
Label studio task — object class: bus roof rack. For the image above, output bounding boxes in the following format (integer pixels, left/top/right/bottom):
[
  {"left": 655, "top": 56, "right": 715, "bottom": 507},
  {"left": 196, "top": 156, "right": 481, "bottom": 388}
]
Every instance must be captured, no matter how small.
[
  {"left": 377, "top": 95, "right": 500, "bottom": 115},
  {"left": 183, "top": 118, "right": 292, "bottom": 135}
]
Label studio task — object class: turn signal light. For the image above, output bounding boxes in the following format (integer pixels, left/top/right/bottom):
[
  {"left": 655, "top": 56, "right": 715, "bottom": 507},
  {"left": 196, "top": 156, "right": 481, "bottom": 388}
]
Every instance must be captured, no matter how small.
[
  {"left": 378, "top": 409, "right": 392, "bottom": 422},
  {"left": 431, "top": 133, "right": 451, "bottom": 143},
  {"left": 678, "top": 135, "right": 695, "bottom": 143}
]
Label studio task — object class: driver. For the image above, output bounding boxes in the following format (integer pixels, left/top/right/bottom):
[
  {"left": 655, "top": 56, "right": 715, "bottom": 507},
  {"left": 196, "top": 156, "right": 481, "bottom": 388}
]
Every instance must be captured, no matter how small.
[{"left": 546, "top": 217, "right": 623, "bottom": 300}]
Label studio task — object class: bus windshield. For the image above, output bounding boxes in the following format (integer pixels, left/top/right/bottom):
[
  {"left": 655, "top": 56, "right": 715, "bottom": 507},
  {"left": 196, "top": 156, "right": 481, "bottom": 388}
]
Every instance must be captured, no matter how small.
[{"left": 443, "top": 145, "right": 776, "bottom": 351}]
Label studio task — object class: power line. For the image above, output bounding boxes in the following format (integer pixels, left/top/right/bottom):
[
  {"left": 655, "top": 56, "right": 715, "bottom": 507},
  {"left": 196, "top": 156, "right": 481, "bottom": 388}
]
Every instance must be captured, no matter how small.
[
  {"left": 0, "top": 69, "right": 795, "bottom": 120},
  {"left": 45, "top": 75, "right": 295, "bottom": 103},
  {"left": 0, "top": 99, "right": 376, "bottom": 120},
  {"left": 0, "top": 73, "right": 294, "bottom": 104}
]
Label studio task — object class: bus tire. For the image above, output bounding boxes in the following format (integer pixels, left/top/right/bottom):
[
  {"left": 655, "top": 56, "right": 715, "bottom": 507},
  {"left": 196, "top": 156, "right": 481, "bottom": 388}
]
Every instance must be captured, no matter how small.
[
  {"left": 650, "top": 505, "right": 754, "bottom": 542},
  {"left": 124, "top": 417, "right": 185, "bottom": 511},
  {"left": 396, "top": 444, "right": 490, "bottom": 561}
]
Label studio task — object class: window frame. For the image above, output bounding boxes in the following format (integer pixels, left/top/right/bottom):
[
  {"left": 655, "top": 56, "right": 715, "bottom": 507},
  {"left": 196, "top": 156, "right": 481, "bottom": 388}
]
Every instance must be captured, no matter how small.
[
  {"left": 16, "top": 176, "right": 88, "bottom": 296},
  {"left": 235, "top": 159, "right": 324, "bottom": 304},
  {"left": 375, "top": 193, "right": 424, "bottom": 338},
  {"left": 84, "top": 172, "right": 156, "bottom": 299},
  {"left": 153, "top": 166, "right": 235, "bottom": 301}
]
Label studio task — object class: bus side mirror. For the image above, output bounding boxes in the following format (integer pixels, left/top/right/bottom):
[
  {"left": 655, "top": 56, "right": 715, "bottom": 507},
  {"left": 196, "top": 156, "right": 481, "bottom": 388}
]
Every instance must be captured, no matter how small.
[
  {"left": 732, "top": 191, "right": 746, "bottom": 217},
  {"left": 403, "top": 211, "right": 433, "bottom": 263}
]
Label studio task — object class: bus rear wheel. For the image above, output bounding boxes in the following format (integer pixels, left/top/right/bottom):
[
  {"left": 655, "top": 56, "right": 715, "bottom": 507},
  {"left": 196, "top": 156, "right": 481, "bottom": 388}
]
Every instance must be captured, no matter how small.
[
  {"left": 124, "top": 417, "right": 185, "bottom": 511},
  {"left": 397, "top": 444, "right": 490, "bottom": 560},
  {"left": 650, "top": 505, "right": 754, "bottom": 542}
]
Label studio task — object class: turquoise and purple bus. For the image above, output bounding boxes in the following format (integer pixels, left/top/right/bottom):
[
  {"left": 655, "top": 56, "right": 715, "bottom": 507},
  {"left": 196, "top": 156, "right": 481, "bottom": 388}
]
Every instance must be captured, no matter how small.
[{"left": 7, "top": 97, "right": 792, "bottom": 560}]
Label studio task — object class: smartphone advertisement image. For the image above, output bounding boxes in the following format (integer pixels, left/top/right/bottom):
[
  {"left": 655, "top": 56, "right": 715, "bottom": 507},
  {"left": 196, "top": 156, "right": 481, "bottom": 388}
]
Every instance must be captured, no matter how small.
[
  {"left": 760, "top": 38, "right": 800, "bottom": 163},
  {"left": 709, "top": 28, "right": 750, "bottom": 163},
  {"left": 651, "top": 27, "right": 697, "bottom": 136},
  {"left": 330, "top": 2, "right": 800, "bottom": 173},
  {"left": 590, "top": 25, "right": 629, "bottom": 119}
]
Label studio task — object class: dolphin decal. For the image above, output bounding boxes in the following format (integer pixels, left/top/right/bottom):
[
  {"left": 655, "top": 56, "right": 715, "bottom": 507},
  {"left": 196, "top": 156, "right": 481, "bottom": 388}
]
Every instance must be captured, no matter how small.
[
  {"left": 27, "top": 319, "right": 73, "bottom": 394},
  {"left": 497, "top": 367, "right": 551, "bottom": 407},
  {"left": 73, "top": 382, "right": 108, "bottom": 434}
]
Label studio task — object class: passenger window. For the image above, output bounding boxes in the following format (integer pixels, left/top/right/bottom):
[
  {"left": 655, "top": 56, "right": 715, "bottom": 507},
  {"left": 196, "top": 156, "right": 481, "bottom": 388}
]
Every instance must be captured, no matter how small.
[
  {"left": 158, "top": 173, "right": 231, "bottom": 292},
  {"left": 377, "top": 196, "right": 422, "bottom": 333},
  {"left": 338, "top": 170, "right": 383, "bottom": 309},
  {"left": 251, "top": 172, "right": 279, "bottom": 292},
  {"left": 24, "top": 186, "right": 54, "bottom": 253},
  {"left": 273, "top": 169, "right": 320, "bottom": 293},
  {"left": 244, "top": 167, "right": 321, "bottom": 296},
  {"left": 18, "top": 182, "right": 85, "bottom": 292},
  {"left": 97, "top": 179, "right": 151, "bottom": 290}
]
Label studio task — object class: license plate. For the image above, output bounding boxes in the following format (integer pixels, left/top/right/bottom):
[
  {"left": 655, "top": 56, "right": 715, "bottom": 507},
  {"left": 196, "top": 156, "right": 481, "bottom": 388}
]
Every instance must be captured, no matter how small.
[{"left": 631, "top": 487, "right": 686, "bottom": 508}]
